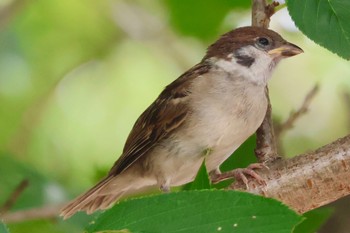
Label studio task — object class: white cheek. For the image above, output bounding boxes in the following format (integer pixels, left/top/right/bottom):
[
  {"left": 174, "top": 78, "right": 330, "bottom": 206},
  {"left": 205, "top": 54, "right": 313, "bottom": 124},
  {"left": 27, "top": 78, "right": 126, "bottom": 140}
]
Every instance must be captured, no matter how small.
[
  {"left": 211, "top": 47, "right": 277, "bottom": 85},
  {"left": 213, "top": 59, "right": 238, "bottom": 73}
]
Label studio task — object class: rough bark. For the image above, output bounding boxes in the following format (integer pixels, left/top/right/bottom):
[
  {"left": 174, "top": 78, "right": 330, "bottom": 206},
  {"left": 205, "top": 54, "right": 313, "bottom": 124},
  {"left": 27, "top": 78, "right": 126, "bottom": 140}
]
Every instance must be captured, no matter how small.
[{"left": 231, "top": 135, "right": 350, "bottom": 214}]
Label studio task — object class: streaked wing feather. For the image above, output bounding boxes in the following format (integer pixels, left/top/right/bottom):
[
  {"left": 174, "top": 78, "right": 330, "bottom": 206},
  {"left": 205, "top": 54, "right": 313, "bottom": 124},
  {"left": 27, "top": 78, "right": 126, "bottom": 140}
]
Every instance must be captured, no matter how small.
[{"left": 109, "top": 63, "right": 210, "bottom": 175}]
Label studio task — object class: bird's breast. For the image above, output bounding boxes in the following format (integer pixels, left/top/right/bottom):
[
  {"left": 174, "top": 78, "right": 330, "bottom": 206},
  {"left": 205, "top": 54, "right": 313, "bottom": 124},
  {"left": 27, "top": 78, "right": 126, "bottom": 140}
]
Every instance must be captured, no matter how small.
[{"left": 187, "top": 74, "right": 268, "bottom": 171}]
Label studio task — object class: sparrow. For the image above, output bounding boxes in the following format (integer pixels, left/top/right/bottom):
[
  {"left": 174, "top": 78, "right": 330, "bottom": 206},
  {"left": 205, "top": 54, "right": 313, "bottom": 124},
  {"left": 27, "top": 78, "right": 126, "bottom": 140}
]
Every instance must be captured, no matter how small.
[{"left": 61, "top": 26, "right": 303, "bottom": 219}]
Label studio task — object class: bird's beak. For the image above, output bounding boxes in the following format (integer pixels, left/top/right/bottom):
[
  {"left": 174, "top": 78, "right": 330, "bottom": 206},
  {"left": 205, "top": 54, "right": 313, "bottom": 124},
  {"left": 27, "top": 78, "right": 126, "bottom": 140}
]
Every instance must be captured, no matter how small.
[{"left": 268, "top": 42, "right": 303, "bottom": 57}]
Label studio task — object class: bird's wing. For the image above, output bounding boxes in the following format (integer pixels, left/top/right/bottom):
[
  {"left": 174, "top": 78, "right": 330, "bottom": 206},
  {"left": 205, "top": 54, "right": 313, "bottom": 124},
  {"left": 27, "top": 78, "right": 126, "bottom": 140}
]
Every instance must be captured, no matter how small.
[{"left": 109, "top": 63, "right": 210, "bottom": 175}]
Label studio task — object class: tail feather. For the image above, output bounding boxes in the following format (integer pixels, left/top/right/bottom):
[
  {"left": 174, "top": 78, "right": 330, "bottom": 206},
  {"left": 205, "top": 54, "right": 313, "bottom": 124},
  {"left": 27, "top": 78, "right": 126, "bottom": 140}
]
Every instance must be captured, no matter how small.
[
  {"left": 100, "top": 193, "right": 124, "bottom": 209},
  {"left": 60, "top": 176, "right": 128, "bottom": 219}
]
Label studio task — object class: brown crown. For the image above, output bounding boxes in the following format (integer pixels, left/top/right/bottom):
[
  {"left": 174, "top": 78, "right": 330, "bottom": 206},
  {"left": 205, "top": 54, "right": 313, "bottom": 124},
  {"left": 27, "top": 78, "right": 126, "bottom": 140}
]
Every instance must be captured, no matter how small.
[{"left": 203, "top": 26, "right": 287, "bottom": 60}]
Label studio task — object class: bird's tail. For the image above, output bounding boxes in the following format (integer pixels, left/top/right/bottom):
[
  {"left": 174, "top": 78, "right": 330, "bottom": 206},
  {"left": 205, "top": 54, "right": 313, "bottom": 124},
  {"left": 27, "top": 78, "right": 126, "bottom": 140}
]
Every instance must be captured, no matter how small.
[{"left": 60, "top": 175, "right": 130, "bottom": 219}]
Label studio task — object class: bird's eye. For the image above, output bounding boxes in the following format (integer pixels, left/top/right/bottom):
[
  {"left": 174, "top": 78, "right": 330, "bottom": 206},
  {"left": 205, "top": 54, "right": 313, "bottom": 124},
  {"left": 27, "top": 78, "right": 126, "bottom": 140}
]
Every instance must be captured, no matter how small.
[{"left": 257, "top": 37, "right": 270, "bottom": 47}]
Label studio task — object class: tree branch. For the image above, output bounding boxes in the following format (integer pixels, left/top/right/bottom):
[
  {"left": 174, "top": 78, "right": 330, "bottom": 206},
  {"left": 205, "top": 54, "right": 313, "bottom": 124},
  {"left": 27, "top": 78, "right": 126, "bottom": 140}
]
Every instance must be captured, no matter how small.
[
  {"left": 252, "top": 0, "right": 280, "bottom": 162},
  {"left": 230, "top": 134, "right": 350, "bottom": 214}
]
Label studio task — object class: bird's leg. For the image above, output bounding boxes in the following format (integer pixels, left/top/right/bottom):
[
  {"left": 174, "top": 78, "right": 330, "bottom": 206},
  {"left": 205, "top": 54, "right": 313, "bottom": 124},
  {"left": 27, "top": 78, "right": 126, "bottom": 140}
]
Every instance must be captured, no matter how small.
[
  {"left": 160, "top": 184, "right": 170, "bottom": 192},
  {"left": 210, "top": 163, "right": 268, "bottom": 188},
  {"left": 159, "top": 179, "right": 171, "bottom": 193}
]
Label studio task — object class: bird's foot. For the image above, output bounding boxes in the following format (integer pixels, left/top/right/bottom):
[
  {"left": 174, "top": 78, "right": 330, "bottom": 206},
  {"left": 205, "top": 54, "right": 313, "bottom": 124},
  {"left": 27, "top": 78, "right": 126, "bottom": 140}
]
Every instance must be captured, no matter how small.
[
  {"left": 160, "top": 183, "right": 171, "bottom": 193},
  {"left": 210, "top": 163, "right": 268, "bottom": 188}
]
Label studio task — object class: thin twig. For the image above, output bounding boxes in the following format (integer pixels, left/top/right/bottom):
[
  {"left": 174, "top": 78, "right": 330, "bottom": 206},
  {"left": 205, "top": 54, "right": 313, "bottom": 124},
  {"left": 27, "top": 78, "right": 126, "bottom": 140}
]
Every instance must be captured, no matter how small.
[
  {"left": 275, "top": 85, "right": 319, "bottom": 138},
  {"left": 2, "top": 204, "right": 65, "bottom": 223},
  {"left": 344, "top": 92, "right": 350, "bottom": 132},
  {"left": 0, "top": 179, "right": 29, "bottom": 216}
]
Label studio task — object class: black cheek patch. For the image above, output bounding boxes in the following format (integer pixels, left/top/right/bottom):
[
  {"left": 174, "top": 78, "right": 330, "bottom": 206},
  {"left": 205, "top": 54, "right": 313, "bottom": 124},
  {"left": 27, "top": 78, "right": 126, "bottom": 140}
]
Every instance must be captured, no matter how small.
[{"left": 234, "top": 54, "right": 255, "bottom": 67}]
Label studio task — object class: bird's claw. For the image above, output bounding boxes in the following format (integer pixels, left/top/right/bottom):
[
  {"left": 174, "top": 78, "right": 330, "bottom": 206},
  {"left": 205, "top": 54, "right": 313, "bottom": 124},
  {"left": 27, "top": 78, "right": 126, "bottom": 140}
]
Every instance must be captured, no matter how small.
[{"left": 210, "top": 163, "right": 267, "bottom": 188}]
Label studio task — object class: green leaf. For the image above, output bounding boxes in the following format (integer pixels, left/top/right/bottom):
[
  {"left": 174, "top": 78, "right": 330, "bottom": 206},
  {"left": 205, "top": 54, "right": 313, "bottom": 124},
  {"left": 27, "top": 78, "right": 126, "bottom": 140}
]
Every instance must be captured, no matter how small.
[
  {"left": 183, "top": 160, "right": 211, "bottom": 190},
  {"left": 87, "top": 190, "right": 302, "bottom": 233},
  {"left": 287, "top": 0, "right": 350, "bottom": 59},
  {"left": 0, "top": 221, "right": 10, "bottom": 233},
  {"left": 163, "top": 0, "right": 250, "bottom": 40},
  {"left": 293, "top": 208, "right": 333, "bottom": 233}
]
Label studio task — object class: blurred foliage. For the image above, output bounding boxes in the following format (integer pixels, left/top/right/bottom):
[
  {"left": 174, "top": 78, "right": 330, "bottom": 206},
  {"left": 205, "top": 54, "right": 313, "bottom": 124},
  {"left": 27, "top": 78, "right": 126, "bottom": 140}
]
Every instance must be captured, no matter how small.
[
  {"left": 164, "top": 0, "right": 250, "bottom": 40},
  {"left": 0, "top": 153, "right": 50, "bottom": 209},
  {"left": 0, "top": 222, "right": 9, "bottom": 233},
  {"left": 183, "top": 160, "right": 211, "bottom": 190},
  {"left": 0, "top": 0, "right": 349, "bottom": 232},
  {"left": 0, "top": 0, "right": 117, "bottom": 146},
  {"left": 221, "top": 135, "right": 257, "bottom": 171},
  {"left": 294, "top": 208, "right": 334, "bottom": 233}
]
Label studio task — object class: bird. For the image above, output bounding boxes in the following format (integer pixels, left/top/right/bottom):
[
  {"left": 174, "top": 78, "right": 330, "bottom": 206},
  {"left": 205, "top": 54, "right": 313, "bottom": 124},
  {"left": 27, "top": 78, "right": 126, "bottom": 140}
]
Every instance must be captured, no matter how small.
[{"left": 60, "top": 26, "right": 303, "bottom": 219}]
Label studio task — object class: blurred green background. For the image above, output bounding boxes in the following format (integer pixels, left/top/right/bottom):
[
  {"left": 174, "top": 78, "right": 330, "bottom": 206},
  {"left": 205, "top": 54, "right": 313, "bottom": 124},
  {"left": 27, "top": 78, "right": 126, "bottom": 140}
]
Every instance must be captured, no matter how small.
[{"left": 0, "top": 0, "right": 349, "bottom": 232}]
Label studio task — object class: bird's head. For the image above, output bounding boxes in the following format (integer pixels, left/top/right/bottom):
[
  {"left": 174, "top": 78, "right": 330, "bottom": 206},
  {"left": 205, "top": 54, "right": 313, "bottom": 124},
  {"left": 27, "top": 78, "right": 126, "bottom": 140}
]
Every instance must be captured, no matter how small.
[{"left": 204, "top": 26, "right": 303, "bottom": 85}]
